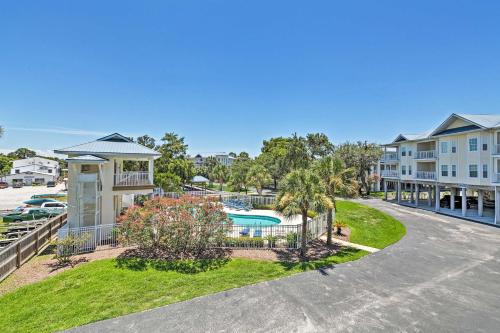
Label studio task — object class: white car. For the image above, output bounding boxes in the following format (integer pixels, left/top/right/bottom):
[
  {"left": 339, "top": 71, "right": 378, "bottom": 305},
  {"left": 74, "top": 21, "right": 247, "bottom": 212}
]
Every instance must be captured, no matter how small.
[{"left": 40, "top": 201, "right": 67, "bottom": 214}]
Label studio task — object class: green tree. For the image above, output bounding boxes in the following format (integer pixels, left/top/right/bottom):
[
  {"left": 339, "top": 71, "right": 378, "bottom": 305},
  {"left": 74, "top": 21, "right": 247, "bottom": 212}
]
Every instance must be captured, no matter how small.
[
  {"left": 258, "top": 137, "right": 290, "bottom": 189},
  {"left": 313, "top": 156, "right": 358, "bottom": 245},
  {"left": 246, "top": 163, "right": 272, "bottom": 196},
  {"left": 0, "top": 126, "right": 3, "bottom": 138},
  {"left": 0, "top": 155, "right": 13, "bottom": 175},
  {"left": 8, "top": 148, "right": 36, "bottom": 159},
  {"left": 210, "top": 164, "right": 229, "bottom": 191},
  {"left": 229, "top": 158, "right": 253, "bottom": 193},
  {"left": 275, "top": 169, "right": 332, "bottom": 255},
  {"left": 238, "top": 151, "right": 250, "bottom": 159},
  {"left": 154, "top": 132, "right": 192, "bottom": 192},
  {"left": 137, "top": 135, "right": 156, "bottom": 149},
  {"left": 285, "top": 133, "right": 310, "bottom": 170},
  {"left": 306, "top": 133, "right": 334, "bottom": 158}
]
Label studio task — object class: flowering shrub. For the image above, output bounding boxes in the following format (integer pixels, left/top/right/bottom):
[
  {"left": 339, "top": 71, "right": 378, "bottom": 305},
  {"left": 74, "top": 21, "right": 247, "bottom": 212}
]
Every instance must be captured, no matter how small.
[{"left": 118, "top": 196, "right": 232, "bottom": 259}]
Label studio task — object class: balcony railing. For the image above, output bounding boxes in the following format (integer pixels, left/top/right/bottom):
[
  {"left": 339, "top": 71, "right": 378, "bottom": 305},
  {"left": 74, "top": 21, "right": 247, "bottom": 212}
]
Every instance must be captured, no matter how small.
[
  {"left": 415, "top": 150, "right": 436, "bottom": 159},
  {"left": 381, "top": 170, "right": 399, "bottom": 178},
  {"left": 493, "top": 173, "right": 500, "bottom": 183},
  {"left": 493, "top": 144, "right": 500, "bottom": 155},
  {"left": 415, "top": 171, "right": 436, "bottom": 180},
  {"left": 380, "top": 153, "right": 399, "bottom": 162},
  {"left": 114, "top": 171, "right": 152, "bottom": 187}
]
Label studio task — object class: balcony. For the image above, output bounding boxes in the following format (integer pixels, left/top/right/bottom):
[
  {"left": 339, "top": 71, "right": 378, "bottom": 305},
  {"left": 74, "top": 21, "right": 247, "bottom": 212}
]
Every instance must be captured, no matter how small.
[
  {"left": 113, "top": 171, "right": 154, "bottom": 190},
  {"left": 415, "top": 171, "right": 436, "bottom": 180},
  {"left": 380, "top": 153, "right": 399, "bottom": 162},
  {"left": 415, "top": 150, "right": 436, "bottom": 159},
  {"left": 381, "top": 170, "right": 399, "bottom": 178}
]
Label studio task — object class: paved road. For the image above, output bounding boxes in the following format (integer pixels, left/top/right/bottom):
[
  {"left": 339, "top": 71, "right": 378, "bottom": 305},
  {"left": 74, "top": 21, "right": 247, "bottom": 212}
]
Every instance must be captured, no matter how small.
[
  {"left": 69, "top": 199, "right": 500, "bottom": 333},
  {"left": 0, "top": 183, "right": 65, "bottom": 211}
]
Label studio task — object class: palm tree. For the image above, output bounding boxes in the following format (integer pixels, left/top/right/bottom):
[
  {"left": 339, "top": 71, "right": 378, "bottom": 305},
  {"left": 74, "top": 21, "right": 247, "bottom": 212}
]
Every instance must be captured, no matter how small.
[
  {"left": 276, "top": 169, "right": 332, "bottom": 255},
  {"left": 313, "top": 156, "right": 359, "bottom": 245},
  {"left": 246, "top": 164, "right": 272, "bottom": 196},
  {"left": 210, "top": 164, "right": 229, "bottom": 191}
]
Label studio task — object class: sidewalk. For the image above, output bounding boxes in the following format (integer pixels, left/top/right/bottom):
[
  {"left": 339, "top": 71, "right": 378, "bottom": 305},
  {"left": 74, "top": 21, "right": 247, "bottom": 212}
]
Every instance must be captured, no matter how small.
[{"left": 320, "top": 234, "right": 380, "bottom": 253}]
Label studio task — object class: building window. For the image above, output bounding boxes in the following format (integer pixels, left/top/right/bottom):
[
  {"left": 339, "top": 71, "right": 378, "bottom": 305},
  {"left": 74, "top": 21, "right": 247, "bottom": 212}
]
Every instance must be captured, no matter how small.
[
  {"left": 48, "top": 169, "right": 52, "bottom": 174},
  {"left": 441, "top": 165, "right": 448, "bottom": 177},
  {"left": 469, "top": 164, "right": 478, "bottom": 178},
  {"left": 401, "top": 147, "right": 406, "bottom": 157},
  {"left": 402, "top": 165, "right": 406, "bottom": 175},
  {"left": 15, "top": 169, "right": 20, "bottom": 174},
  {"left": 483, "top": 143, "right": 488, "bottom": 151},
  {"left": 408, "top": 150, "right": 412, "bottom": 157},
  {"left": 469, "top": 138, "right": 478, "bottom": 152},
  {"left": 440, "top": 141, "right": 448, "bottom": 154},
  {"left": 451, "top": 141, "right": 457, "bottom": 153},
  {"left": 408, "top": 165, "right": 412, "bottom": 175},
  {"left": 452, "top": 165, "right": 457, "bottom": 177},
  {"left": 483, "top": 164, "right": 488, "bottom": 178}
]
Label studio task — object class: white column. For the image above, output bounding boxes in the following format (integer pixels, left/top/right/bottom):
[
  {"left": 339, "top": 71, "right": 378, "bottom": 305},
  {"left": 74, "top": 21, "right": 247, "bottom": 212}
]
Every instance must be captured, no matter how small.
[
  {"left": 461, "top": 187, "right": 467, "bottom": 217},
  {"left": 384, "top": 179, "right": 388, "bottom": 200},
  {"left": 478, "top": 190, "right": 484, "bottom": 217},
  {"left": 450, "top": 188, "right": 455, "bottom": 210},
  {"left": 148, "top": 158, "right": 154, "bottom": 184},
  {"left": 415, "top": 184, "right": 420, "bottom": 207},
  {"left": 397, "top": 181, "right": 402, "bottom": 203},
  {"left": 435, "top": 186, "right": 440, "bottom": 211},
  {"left": 427, "top": 186, "right": 432, "bottom": 206}
]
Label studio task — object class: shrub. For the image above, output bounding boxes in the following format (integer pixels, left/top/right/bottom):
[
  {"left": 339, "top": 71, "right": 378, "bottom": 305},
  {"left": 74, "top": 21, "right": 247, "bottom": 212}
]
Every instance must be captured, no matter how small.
[
  {"left": 54, "top": 233, "right": 90, "bottom": 266},
  {"left": 252, "top": 203, "right": 274, "bottom": 210},
  {"left": 334, "top": 220, "right": 347, "bottom": 235},
  {"left": 286, "top": 232, "right": 298, "bottom": 247},
  {"left": 118, "top": 196, "right": 232, "bottom": 259}
]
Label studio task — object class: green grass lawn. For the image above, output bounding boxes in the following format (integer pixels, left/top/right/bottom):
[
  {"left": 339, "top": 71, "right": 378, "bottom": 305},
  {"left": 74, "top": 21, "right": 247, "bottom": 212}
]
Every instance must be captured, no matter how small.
[
  {"left": 336, "top": 200, "right": 406, "bottom": 249},
  {"left": 0, "top": 248, "right": 367, "bottom": 333}
]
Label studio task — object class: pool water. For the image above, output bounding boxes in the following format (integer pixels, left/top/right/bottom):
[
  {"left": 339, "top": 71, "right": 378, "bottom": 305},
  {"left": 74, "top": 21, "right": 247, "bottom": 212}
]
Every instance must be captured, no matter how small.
[{"left": 227, "top": 213, "right": 281, "bottom": 226}]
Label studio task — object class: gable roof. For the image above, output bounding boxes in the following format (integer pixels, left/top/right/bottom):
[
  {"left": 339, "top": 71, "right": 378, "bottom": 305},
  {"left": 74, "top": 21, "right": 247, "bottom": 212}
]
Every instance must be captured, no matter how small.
[
  {"left": 66, "top": 155, "right": 108, "bottom": 163},
  {"left": 430, "top": 113, "right": 500, "bottom": 137},
  {"left": 392, "top": 130, "right": 432, "bottom": 143},
  {"left": 54, "top": 133, "right": 161, "bottom": 157}
]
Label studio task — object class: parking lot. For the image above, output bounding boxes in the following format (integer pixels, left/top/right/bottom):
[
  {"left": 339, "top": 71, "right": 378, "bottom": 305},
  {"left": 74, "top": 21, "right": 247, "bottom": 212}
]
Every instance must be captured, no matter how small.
[{"left": 0, "top": 183, "right": 66, "bottom": 211}]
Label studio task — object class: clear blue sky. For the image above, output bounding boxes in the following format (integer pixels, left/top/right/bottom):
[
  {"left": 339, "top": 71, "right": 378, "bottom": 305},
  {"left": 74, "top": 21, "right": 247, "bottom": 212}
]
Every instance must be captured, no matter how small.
[{"left": 1, "top": 1, "right": 500, "bottom": 156}]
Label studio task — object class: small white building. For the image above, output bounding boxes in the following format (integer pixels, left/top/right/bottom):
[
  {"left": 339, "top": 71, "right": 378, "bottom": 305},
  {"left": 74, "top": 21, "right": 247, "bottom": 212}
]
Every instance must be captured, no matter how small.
[
  {"left": 3, "top": 157, "right": 60, "bottom": 186},
  {"left": 189, "top": 153, "right": 235, "bottom": 167},
  {"left": 54, "top": 133, "right": 161, "bottom": 229}
]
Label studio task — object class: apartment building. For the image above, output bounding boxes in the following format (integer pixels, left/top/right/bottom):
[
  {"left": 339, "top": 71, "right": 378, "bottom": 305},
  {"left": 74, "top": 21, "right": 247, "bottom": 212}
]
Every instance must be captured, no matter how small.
[
  {"left": 189, "top": 153, "right": 235, "bottom": 167},
  {"left": 2, "top": 157, "right": 60, "bottom": 186},
  {"left": 380, "top": 113, "right": 500, "bottom": 225}
]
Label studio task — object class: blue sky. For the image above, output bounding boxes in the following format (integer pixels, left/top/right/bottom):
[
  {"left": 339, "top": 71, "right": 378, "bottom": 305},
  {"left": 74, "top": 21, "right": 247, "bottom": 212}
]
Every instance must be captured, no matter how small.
[{"left": 1, "top": 1, "right": 500, "bottom": 156}]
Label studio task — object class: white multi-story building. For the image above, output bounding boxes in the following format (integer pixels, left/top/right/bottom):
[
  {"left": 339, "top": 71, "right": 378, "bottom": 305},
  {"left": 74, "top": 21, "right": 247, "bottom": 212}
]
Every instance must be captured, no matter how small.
[
  {"left": 380, "top": 113, "right": 500, "bottom": 225},
  {"left": 190, "top": 153, "right": 235, "bottom": 167},
  {"left": 3, "top": 157, "right": 60, "bottom": 186},
  {"left": 54, "top": 133, "right": 160, "bottom": 229}
]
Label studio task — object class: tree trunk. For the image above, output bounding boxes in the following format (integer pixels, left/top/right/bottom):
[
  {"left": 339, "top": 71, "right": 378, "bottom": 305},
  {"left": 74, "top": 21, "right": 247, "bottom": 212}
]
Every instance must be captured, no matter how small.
[
  {"left": 326, "top": 208, "right": 333, "bottom": 245},
  {"left": 274, "top": 178, "right": 277, "bottom": 190},
  {"left": 300, "top": 211, "right": 308, "bottom": 256}
]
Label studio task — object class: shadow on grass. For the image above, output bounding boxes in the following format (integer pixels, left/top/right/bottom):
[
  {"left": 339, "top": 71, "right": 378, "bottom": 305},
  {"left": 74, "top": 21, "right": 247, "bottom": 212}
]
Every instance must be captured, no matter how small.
[{"left": 115, "top": 248, "right": 232, "bottom": 274}]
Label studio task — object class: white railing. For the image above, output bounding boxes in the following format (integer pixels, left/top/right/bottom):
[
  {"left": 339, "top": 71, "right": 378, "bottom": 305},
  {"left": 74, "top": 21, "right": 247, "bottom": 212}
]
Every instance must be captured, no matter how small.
[
  {"left": 381, "top": 170, "right": 399, "bottom": 178},
  {"left": 415, "top": 171, "right": 436, "bottom": 180},
  {"left": 493, "top": 144, "right": 500, "bottom": 155},
  {"left": 415, "top": 150, "right": 436, "bottom": 159},
  {"left": 57, "top": 224, "right": 119, "bottom": 255},
  {"left": 380, "top": 153, "right": 399, "bottom": 162},
  {"left": 493, "top": 173, "right": 500, "bottom": 183},
  {"left": 114, "top": 171, "right": 152, "bottom": 187}
]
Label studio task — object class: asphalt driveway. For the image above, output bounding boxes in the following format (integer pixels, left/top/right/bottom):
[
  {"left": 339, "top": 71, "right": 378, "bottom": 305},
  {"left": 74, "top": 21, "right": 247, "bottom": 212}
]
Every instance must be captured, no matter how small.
[{"left": 68, "top": 199, "right": 500, "bottom": 333}]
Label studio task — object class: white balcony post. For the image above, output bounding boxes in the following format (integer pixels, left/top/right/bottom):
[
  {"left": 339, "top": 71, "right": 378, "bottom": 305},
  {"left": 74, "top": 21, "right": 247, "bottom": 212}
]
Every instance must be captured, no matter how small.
[
  {"left": 450, "top": 188, "right": 455, "bottom": 210},
  {"left": 478, "top": 190, "right": 483, "bottom": 217},
  {"left": 148, "top": 159, "right": 154, "bottom": 184},
  {"left": 461, "top": 187, "right": 467, "bottom": 217},
  {"left": 415, "top": 184, "right": 419, "bottom": 207},
  {"left": 435, "top": 185, "right": 440, "bottom": 211}
]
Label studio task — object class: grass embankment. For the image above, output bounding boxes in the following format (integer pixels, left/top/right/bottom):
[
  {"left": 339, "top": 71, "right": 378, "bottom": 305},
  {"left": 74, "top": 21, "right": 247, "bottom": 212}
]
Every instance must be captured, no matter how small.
[
  {"left": 336, "top": 200, "right": 406, "bottom": 249},
  {"left": 0, "top": 249, "right": 367, "bottom": 333}
]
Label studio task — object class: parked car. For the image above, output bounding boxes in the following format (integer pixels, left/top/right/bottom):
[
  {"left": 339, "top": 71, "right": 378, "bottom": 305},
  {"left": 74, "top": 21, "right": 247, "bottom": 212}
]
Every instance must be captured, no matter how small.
[
  {"left": 46, "top": 181, "right": 56, "bottom": 187},
  {"left": 2, "top": 208, "right": 58, "bottom": 222},
  {"left": 0, "top": 182, "right": 8, "bottom": 189},
  {"left": 440, "top": 195, "right": 471, "bottom": 209},
  {"left": 23, "top": 198, "right": 58, "bottom": 206},
  {"left": 12, "top": 182, "right": 23, "bottom": 188},
  {"left": 40, "top": 202, "right": 67, "bottom": 214}
]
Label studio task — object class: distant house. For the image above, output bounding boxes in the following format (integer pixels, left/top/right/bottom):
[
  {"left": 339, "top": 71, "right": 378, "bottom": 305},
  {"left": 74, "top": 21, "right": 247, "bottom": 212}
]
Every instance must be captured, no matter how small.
[
  {"left": 54, "top": 133, "right": 161, "bottom": 229},
  {"left": 189, "top": 153, "right": 235, "bottom": 167},
  {"left": 2, "top": 157, "right": 60, "bottom": 186}
]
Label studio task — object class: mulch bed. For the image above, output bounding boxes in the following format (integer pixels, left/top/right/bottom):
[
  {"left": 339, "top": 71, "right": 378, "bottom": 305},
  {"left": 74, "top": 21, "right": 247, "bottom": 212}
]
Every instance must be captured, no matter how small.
[{"left": 332, "top": 226, "right": 351, "bottom": 242}]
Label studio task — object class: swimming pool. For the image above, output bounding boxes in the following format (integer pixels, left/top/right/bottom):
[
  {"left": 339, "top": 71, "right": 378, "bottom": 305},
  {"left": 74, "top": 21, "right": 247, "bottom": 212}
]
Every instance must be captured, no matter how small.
[{"left": 227, "top": 213, "right": 281, "bottom": 226}]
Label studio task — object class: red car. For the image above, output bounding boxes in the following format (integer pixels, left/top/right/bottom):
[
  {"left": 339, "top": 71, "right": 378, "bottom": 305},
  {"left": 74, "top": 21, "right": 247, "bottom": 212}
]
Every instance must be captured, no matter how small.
[{"left": 0, "top": 182, "right": 8, "bottom": 189}]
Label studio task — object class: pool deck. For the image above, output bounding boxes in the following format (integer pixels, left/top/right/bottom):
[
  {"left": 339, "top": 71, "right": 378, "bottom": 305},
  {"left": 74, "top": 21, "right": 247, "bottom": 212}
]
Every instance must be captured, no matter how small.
[{"left": 223, "top": 208, "right": 302, "bottom": 225}]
